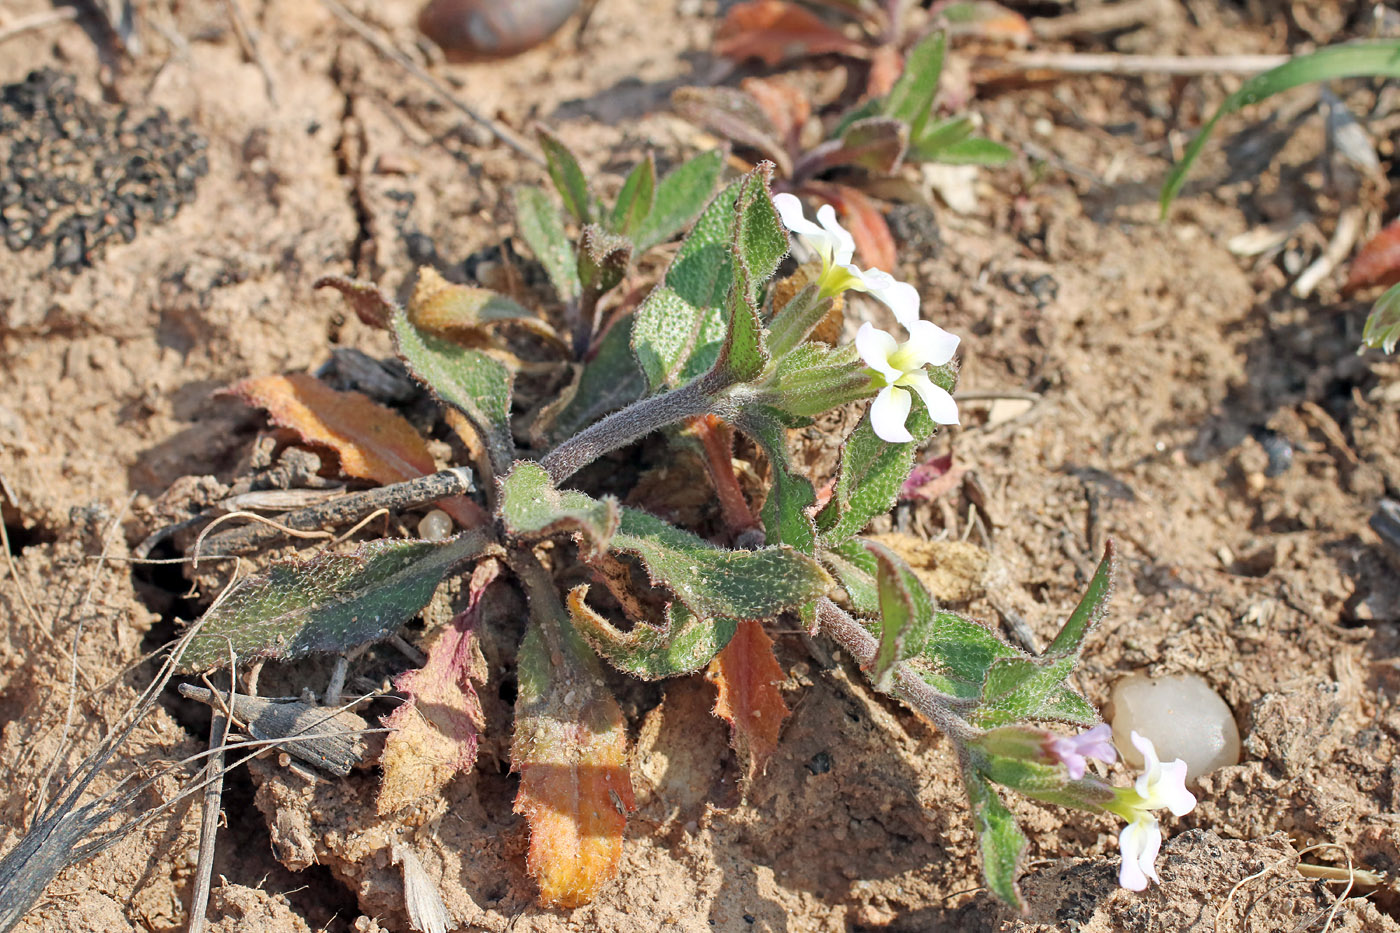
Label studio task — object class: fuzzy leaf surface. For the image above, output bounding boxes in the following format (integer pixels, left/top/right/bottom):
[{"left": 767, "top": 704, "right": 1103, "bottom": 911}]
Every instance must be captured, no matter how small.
[
  {"left": 391, "top": 308, "right": 514, "bottom": 479},
  {"left": 632, "top": 182, "right": 738, "bottom": 389},
  {"left": 708, "top": 618, "right": 789, "bottom": 782},
  {"left": 514, "top": 185, "right": 580, "bottom": 301},
  {"left": 821, "top": 539, "right": 879, "bottom": 614},
  {"left": 512, "top": 617, "right": 633, "bottom": 907},
  {"left": 881, "top": 30, "right": 945, "bottom": 138},
  {"left": 609, "top": 155, "right": 656, "bottom": 239},
  {"left": 409, "top": 266, "right": 564, "bottom": 349},
  {"left": 816, "top": 405, "right": 934, "bottom": 544},
  {"left": 965, "top": 768, "right": 1027, "bottom": 909},
  {"left": 634, "top": 149, "right": 725, "bottom": 253},
  {"left": 498, "top": 461, "right": 620, "bottom": 556},
  {"left": 867, "top": 540, "right": 937, "bottom": 691},
  {"left": 538, "top": 127, "right": 595, "bottom": 224},
  {"left": 733, "top": 405, "right": 817, "bottom": 552},
  {"left": 713, "top": 163, "right": 784, "bottom": 384},
  {"left": 567, "top": 585, "right": 738, "bottom": 679},
  {"left": 765, "top": 283, "right": 834, "bottom": 358},
  {"left": 578, "top": 225, "right": 632, "bottom": 296},
  {"left": 611, "top": 506, "right": 831, "bottom": 620},
  {"left": 180, "top": 531, "right": 495, "bottom": 670}
]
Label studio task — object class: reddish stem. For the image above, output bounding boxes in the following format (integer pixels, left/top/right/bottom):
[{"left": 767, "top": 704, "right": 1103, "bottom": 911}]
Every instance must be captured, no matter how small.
[{"left": 691, "top": 414, "right": 759, "bottom": 537}]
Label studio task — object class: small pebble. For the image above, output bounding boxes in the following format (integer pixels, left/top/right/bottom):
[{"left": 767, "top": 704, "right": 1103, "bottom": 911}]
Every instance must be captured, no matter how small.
[
  {"left": 1107, "top": 673, "right": 1241, "bottom": 781},
  {"left": 417, "top": 508, "right": 454, "bottom": 541}
]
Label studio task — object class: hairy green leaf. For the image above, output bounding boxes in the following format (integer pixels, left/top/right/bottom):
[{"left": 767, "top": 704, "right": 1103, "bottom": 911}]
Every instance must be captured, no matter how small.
[
  {"left": 866, "top": 540, "right": 937, "bottom": 691},
  {"left": 498, "top": 461, "right": 620, "bottom": 556},
  {"left": 391, "top": 308, "right": 514, "bottom": 478},
  {"left": 632, "top": 182, "right": 738, "bottom": 390},
  {"left": 882, "top": 30, "right": 946, "bottom": 139},
  {"left": 713, "top": 164, "right": 783, "bottom": 384},
  {"left": 1045, "top": 542, "right": 1114, "bottom": 658},
  {"left": 610, "top": 155, "right": 656, "bottom": 239},
  {"left": 1161, "top": 41, "right": 1400, "bottom": 216},
  {"left": 965, "top": 769, "right": 1027, "bottom": 909},
  {"left": 611, "top": 506, "right": 832, "bottom": 620},
  {"left": 514, "top": 185, "right": 580, "bottom": 301},
  {"left": 734, "top": 405, "right": 817, "bottom": 552},
  {"left": 180, "top": 531, "right": 496, "bottom": 670},
  {"left": 821, "top": 539, "right": 879, "bottom": 614},
  {"left": 567, "top": 585, "right": 737, "bottom": 679},
  {"left": 538, "top": 126, "right": 595, "bottom": 224},
  {"left": 908, "top": 115, "right": 973, "bottom": 162},
  {"left": 635, "top": 149, "right": 726, "bottom": 253},
  {"left": 578, "top": 224, "right": 632, "bottom": 296},
  {"left": 973, "top": 656, "right": 1080, "bottom": 728},
  {"left": 932, "top": 137, "right": 1014, "bottom": 166},
  {"left": 816, "top": 405, "right": 934, "bottom": 544},
  {"left": 909, "top": 609, "right": 1025, "bottom": 699}
]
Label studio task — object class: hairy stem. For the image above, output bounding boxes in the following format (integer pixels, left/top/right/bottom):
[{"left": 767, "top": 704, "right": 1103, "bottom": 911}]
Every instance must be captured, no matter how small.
[
  {"left": 541, "top": 376, "right": 722, "bottom": 484},
  {"left": 815, "top": 598, "right": 979, "bottom": 743}
]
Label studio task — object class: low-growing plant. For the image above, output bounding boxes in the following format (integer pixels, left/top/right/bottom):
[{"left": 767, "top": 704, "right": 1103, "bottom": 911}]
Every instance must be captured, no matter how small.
[
  {"left": 678, "top": 29, "right": 1011, "bottom": 270},
  {"left": 180, "top": 159, "right": 1193, "bottom": 911}
]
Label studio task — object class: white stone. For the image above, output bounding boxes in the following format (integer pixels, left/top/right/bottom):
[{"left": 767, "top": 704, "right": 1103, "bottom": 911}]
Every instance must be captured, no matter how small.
[{"left": 1108, "top": 673, "right": 1241, "bottom": 781}]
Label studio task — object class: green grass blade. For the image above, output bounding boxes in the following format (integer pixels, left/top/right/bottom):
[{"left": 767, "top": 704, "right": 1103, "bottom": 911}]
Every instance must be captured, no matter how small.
[{"left": 1160, "top": 41, "right": 1400, "bottom": 218}]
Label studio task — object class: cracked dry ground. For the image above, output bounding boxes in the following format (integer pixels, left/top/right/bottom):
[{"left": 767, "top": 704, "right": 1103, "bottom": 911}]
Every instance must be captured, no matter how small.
[{"left": 3, "top": 0, "right": 1400, "bottom": 931}]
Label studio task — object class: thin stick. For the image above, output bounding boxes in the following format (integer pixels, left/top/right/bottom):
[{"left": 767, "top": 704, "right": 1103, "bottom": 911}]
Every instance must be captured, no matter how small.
[
  {"left": 192, "top": 511, "right": 334, "bottom": 567},
  {"left": 221, "top": 0, "right": 277, "bottom": 103},
  {"left": 0, "top": 8, "right": 78, "bottom": 45},
  {"left": 993, "top": 51, "right": 1290, "bottom": 77},
  {"left": 188, "top": 661, "right": 237, "bottom": 933},
  {"left": 196, "top": 467, "right": 476, "bottom": 556},
  {"left": 317, "top": 0, "right": 544, "bottom": 167}
]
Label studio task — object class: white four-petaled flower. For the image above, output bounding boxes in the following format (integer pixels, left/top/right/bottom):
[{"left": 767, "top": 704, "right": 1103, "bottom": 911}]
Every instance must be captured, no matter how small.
[
  {"left": 855, "top": 321, "right": 960, "bottom": 442},
  {"left": 1107, "top": 732, "right": 1197, "bottom": 892},
  {"left": 772, "top": 193, "right": 920, "bottom": 326}
]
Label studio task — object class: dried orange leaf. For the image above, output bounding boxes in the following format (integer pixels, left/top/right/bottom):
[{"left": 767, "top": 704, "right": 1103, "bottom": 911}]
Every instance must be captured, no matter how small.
[
  {"left": 866, "top": 44, "right": 904, "bottom": 99},
  {"left": 1347, "top": 217, "right": 1400, "bottom": 293},
  {"left": 716, "top": 0, "right": 869, "bottom": 66},
  {"left": 803, "top": 182, "right": 897, "bottom": 273},
  {"left": 377, "top": 561, "right": 497, "bottom": 814},
  {"left": 512, "top": 618, "right": 635, "bottom": 907},
  {"left": 409, "top": 266, "right": 565, "bottom": 350},
  {"left": 228, "top": 372, "right": 483, "bottom": 527},
  {"left": 740, "top": 75, "right": 812, "bottom": 153},
  {"left": 707, "top": 618, "right": 789, "bottom": 782}
]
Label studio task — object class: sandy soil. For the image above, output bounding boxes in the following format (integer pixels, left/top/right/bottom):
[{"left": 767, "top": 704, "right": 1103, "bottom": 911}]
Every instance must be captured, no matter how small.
[{"left": 2, "top": 0, "right": 1399, "bottom": 931}]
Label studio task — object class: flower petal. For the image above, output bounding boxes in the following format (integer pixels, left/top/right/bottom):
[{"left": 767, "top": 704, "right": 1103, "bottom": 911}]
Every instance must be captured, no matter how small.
[
  {"left": 856, "top": 323, "right": 901, "bottom": 382},
  {"left": 856, "top": 272, "right": 921, "bottom": 327},
  {"left": 898, "top": 370, "right": 960, "bottom": 425},
  {"left": 1156, "top": 759, "right": 1197, "bottom": 816},
  {"left": 904, "top": 320, "right": 961, "bottom": 366},
  {"left": 1117, "top": 819, "right": 1159, "bottom": 891},
  {"left": 815, "top": 204, "right": 856, "bottom": 267},
  {"left": 869, "top": 386, "right": 913, "bottom": 443},
  {"left": 773, "top": 193, "right": 821, "bottom": 239}
]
